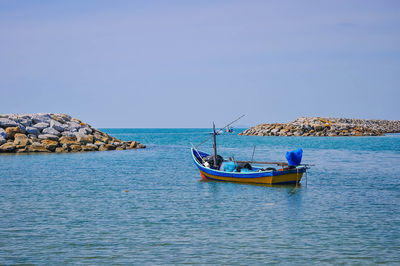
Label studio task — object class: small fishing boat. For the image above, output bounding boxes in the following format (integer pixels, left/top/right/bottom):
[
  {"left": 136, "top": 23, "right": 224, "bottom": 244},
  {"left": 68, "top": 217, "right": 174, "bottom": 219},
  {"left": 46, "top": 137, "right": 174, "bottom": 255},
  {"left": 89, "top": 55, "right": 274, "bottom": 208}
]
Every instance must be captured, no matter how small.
[
  {"left": 225, "top": 127, "right": 233, "bottom": 133},
  {"left": 191, "top": 116, "right": 309, "bottom": 185},
  {"left": 191, "top": 149, "right": 307, "bottom": 184}
]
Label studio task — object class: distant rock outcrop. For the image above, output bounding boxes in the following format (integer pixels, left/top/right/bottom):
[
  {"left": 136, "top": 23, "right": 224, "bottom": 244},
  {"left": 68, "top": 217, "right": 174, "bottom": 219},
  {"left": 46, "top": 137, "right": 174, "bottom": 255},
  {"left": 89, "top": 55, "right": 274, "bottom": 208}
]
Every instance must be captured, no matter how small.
[
  {"left": 0, "top": 113, "right": 145, "bottom": 153},
  {"left": 239, "top": 117, "right": 400, "bottom": 137}
]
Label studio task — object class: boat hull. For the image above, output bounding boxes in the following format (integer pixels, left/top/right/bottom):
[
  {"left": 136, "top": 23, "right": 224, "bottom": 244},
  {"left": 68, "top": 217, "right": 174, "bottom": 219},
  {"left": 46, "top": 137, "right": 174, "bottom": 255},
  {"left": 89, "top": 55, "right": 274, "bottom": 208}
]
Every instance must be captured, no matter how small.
[
  {"left": 199, "top": 169, "right": 303, "bottom": 184},
  {"left": 192, "top": 148, "right": 305, "bottom": 185}
]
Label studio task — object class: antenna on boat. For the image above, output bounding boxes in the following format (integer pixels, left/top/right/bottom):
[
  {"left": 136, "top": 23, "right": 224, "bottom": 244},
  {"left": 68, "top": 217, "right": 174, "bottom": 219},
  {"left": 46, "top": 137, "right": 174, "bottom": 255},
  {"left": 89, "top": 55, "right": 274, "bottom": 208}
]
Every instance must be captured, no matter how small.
[
  {"left": 196, "top": 114, "right": 245, "bottom": 148},
  {"left": 213, "top": 122, "right": 218, "bottom": 167},
  {"left": 251, "top": 145, "right": 256, "bottom": 163}
]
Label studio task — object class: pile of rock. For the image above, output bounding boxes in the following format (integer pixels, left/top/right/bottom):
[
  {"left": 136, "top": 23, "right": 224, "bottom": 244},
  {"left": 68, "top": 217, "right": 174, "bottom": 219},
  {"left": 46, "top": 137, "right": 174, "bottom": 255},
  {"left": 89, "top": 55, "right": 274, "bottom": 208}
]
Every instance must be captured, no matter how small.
[
  {"left": 239, "top": 117, "right": 400, "bottom": 137},
  {"left": 0, "top": 113, "right": 145, "bottom": 153}
]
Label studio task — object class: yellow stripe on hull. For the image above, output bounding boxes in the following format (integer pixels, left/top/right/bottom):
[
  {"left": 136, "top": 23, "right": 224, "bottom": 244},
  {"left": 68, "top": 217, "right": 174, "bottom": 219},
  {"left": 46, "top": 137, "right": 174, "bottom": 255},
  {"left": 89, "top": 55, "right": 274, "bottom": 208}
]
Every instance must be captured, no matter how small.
[{"left": 200, "top": 170, "right": 303, "bottom": 184}]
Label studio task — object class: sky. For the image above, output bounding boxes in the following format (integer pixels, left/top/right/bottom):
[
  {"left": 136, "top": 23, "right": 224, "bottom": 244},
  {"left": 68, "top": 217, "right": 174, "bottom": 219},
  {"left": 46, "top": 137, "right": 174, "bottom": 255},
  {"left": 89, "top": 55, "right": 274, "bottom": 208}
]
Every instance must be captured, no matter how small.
[{"left": 0, "top": 0, "right": 399, "bottom": 128}]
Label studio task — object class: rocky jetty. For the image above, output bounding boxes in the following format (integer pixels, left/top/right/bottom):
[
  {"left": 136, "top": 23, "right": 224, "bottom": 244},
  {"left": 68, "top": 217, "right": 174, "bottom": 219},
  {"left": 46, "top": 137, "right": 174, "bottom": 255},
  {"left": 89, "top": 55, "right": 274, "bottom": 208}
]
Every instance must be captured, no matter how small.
[
  {"left": 239, "top": 117, "right": 400, "bottom": 137},
  {"left": 0, "top": 113, "right": 145, "bottom": 153}
]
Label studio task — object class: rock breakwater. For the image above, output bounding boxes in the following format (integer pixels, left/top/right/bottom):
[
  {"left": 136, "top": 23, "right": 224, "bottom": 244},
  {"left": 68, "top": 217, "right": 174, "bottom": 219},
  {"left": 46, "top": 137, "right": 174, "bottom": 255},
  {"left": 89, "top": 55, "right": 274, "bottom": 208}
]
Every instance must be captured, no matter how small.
[
  {"left": 239, "top": 117, "right": 400, "bottom": 137},
  {"left": 0, "top": 113, "right": 145, "bottom": 153}
]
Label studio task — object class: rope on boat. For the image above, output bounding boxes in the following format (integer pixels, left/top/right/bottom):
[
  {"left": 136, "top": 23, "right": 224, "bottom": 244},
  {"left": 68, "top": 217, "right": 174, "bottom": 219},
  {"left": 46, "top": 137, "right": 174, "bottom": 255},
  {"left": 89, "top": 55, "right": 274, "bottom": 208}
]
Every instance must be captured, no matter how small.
[
  {"left": 195, "top": 115, "right": 245, "bottom": 148},
  {"left": 190, "top": 142, "right": 207, "bottom": 165},
  {"left": 305, "top": 169, "right": 308, "bottom": 187}
]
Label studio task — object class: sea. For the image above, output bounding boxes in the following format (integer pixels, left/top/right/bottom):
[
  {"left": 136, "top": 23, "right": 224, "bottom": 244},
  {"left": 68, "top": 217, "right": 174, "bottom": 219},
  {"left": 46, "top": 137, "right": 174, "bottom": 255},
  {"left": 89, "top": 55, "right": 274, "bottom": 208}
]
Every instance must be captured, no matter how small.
[{"left": 0, "top": 128, "right": 399, "bottom": 265}]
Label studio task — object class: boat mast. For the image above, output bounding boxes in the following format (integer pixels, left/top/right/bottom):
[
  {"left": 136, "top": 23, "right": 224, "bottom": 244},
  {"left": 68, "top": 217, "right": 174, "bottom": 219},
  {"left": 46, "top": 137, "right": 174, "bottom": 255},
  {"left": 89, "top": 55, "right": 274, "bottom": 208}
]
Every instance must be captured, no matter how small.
[{"left": 213, "top": 122, "right": 217, "bottom": 167}]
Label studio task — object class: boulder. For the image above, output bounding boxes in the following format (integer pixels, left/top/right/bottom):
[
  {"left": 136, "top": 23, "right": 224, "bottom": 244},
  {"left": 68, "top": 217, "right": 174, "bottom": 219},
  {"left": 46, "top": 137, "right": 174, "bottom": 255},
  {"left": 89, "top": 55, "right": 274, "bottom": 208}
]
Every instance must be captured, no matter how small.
[
  {"left": 69, "top": 144, "right": 82, "bottom": 152},
  {"left": 59, "top": 136, "right": 78, "bottom": 145},
  {"left": 66, "top": 122, "right": 81, "bottom": 132},
  {"left": 5, "top": 127, "right": 24, "bottom": 139},
  {"left": 77, "top": 134, "right": 93, "bottom": 144},
  {"left": 14, "top": 133, "right": 29, "bottom": 147},
  {"left": 72, "top": 118, "right": 82, "bottom": 124},
  {"left": 137, "top": 143, "right": 146, "bottom": 148},
  {"left": 0, "top": 118, "right": 18, "bottom": 128},
  {"left": 129, "top": 141, "right": 138, "bottom": 149},
  {"left": 0, "top": 142, "right": 16, "bottom": 152},
  {"left": 313, "top": 125, "right": 324, "bottom": 132},
  {"left": 98, "top": 145, "right": 107, "bottom": 151},
  {"left": 105, "top": 144, "right": 116, "bottom": 150},
  {"left": 33, "top": 122, "right": 50, "bottom": 131},
  {"left": 19, "top": 118, "right": 32, "bottom": 127},
  {"left": 270, "top": 127, "right": 281, "bottom": 135},
  {"left": 38, "top": 134, "right": 59, "bottom": 141},
  {"left": 55, "top": 147, "right": 68, "bottom": 152},
  {"left": 28, "top": 143, "right": 48, "bottom": 152},
  {"left": 0, "top": 128, "right": 7, "bottom": 139},
  {"left": 94, "top": 132, "right": 110, "bottom": 142},
  {"left": 0, "top": 113, "right": 146, "bottom": 152},
  {"left": 51, "top": 114, "right": 71, "bottom": 124},
  {"left": 42, "top": 127, "right": 61, "bottom": 136},
  {"left": 86, "top": 127, "right": 93, "bottom": 134},
  {"left": 41, "top": 139, "right": 59, "bottom": 151},
  {"left": 17, "top": 125, "right": 27, "bottom": 134},
  {"left": 17, "top": 147, "right": 28, "bottom": 153},
  {"left": 32, "top": 114, "right": 51, "bottom": 124},
  {"left": 27, "top": 134, "right": 39, "bottom": 142},
  {"left": 78, "top": 128, "right": 89, "bottom": 135},
  {"left": 81, "top": 144, "right": 98, "bottom": 151},
  {"left": 26, "top": 127, "right": 40, "bottom": 136},
  {"left": 61, "top": 131, "right": 76, "bottom": 137},
  {"left": 49, "top": 120, "right": 65, "bottom": 132}
]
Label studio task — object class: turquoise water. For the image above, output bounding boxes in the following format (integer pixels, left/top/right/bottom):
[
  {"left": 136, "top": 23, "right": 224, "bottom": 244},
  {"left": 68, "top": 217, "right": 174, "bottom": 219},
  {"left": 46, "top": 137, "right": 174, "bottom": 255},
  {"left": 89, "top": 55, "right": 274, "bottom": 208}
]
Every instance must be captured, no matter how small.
[{"left": 1, "top": 129, "right": 399, "bottom": 264}]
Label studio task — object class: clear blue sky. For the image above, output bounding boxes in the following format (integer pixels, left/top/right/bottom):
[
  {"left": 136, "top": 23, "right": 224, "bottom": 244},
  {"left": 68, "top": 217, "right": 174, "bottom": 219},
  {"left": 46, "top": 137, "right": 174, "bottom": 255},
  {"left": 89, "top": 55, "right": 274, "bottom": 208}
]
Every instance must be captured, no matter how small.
[{"left": 1, "top": 0, "right": 399, "bottom": 127}]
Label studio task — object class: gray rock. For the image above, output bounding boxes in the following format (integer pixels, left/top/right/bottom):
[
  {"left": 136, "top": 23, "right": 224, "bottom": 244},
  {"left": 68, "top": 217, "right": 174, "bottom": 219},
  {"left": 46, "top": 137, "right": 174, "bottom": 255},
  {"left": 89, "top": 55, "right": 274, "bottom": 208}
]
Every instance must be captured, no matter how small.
[
  {"left": 270, "top": 127, "right": 280, "bottom": 135},
  {"left": 42, "top": 127, "right": 61, "bottom": 136},
  {"left": 33, "top": 122, "right": 50, "bottom": 131},
  {"left": 17, "top": 125, "right": 26, "bottom": 134},
  {"left": 84, "top": 127, "right": 93, "bottom": 134},
  {"left": 0, "top": 128, "right": 7, "bottom": 139},
  {"left": 137, "top": 143, "right": 146, "bottom": 148},
  {"left": 18, "top": 118, "right": 32, "bottom": 127},
  {"left": 0, "top": 136, "right": 6, "bottom": 145},
  {"left": 32, "top": 113, "right": 51, "bottom": 124},
  {"left": 51, "top": 114, "right": 72, "bottom": 124},
  {"left": 67, "top": 122, "right": 81, "bottom": 132},
  {"left": 61, "top": 131, "right": 76, "bottom": 137},
  {"left": 240, "top": 117, "right": 400, "bottom": 137},
  {"left": 49, "top": 120, "right": 65, "bottom": 132},
  {"left": 26, "top": 127, "right": 40, "bottom": 136},
  {"left": 78, "top": 128, "right": 89, "bottom": 135},
  {"left": 0, "top": 118, "right": 19, "bottom": 128},
  {"left": 38, "top": 134, "right": 59, "bottom": 141}
]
